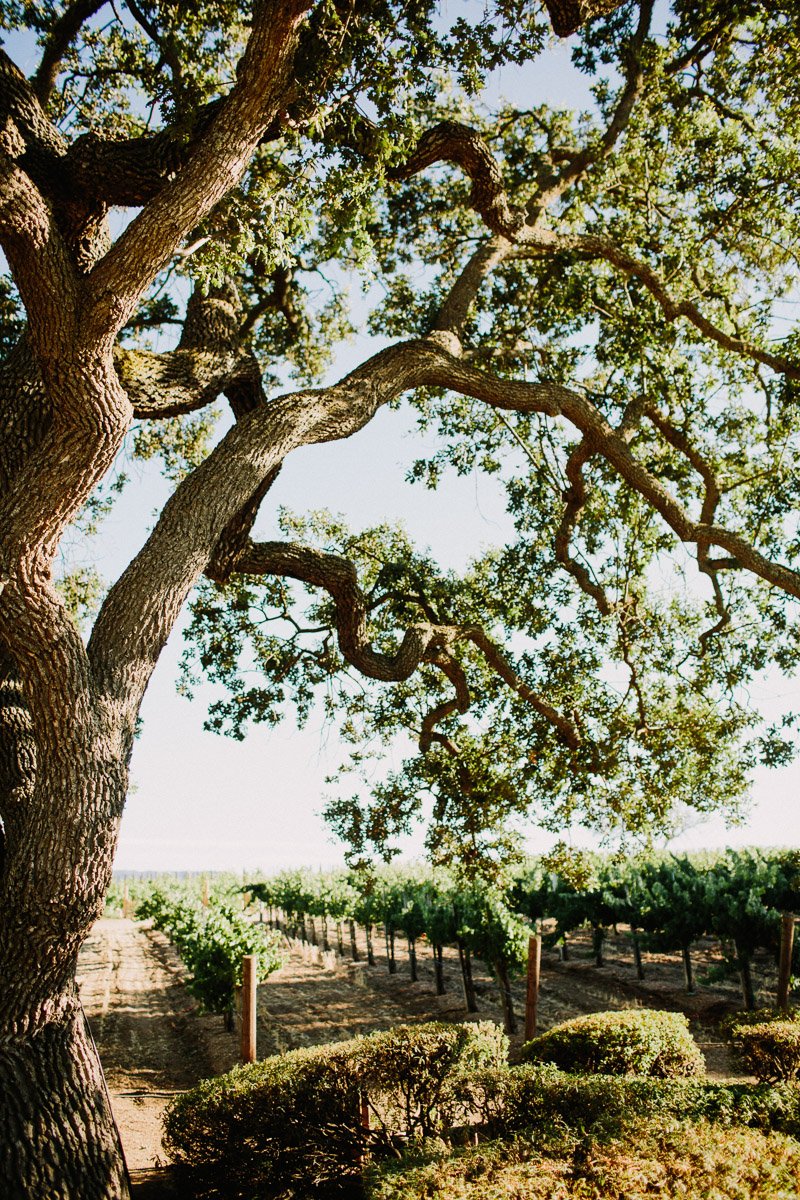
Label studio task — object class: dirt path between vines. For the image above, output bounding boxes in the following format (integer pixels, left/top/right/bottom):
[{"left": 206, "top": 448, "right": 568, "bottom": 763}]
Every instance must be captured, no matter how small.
[
  {"left": 77, "top": 918, "right": 749, "bottom": 1194},
  {"left": 77, "top": 919, "right": 218, "bottom": 1192}
]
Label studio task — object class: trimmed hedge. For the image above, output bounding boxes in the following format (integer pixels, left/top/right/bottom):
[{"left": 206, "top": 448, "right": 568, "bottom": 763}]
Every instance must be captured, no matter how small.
[
  {"left": 354, "top": 1020, "right": 508, "bottom": 1139},
  {"left": 365, "top": 1119, "right": 800, "bottom": 1200},
  {"left": 163, "top": 1021, "right": 507, "bottom": 1194},
  {"left": 729, "top": 1019, "right": 800, "bottom": 1083},
  {"left": 520, "top": 1008, "right": 704, "bottom": 1077},
  {"left": 460, "top": 1065, "right": 800, "bottom": 1140}
]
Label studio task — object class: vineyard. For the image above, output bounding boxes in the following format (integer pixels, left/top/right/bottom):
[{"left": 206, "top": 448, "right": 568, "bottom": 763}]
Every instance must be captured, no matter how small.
[
  {"left": 92, "top": 852, "right": 800, "bottom": 1197},
  {"left": 109, "top": 846, "right": 800, "bottom": 1045}
]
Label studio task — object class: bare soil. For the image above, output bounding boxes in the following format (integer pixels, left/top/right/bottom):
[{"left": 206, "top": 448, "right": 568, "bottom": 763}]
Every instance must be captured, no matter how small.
[{"left": 76, "top": 917, "right": 759, "bottom": 1196}]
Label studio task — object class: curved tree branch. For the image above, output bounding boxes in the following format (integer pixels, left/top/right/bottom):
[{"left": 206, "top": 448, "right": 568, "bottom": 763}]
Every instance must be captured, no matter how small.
[
  {"left": 31, "top": 0, "right": 108, "bottom": 107},
  {"left": 85, "top": 0, "right": 309, "bottom": 343},
  {"left": 0, "top": 60, "right": 80, "bottom": 350},
  {"left": 545, "top": 0, "right": 627, "bottom": 37},
  {"left": 393, "top": 120, "right": 524, "bottom": 239},
  {"left": 115, "top": 345, "right": 259, "bottom": 420},
  {"left": 536, "top": 0, "right": 654, "bottom": 206},
  {"left": 432, "top": 235, "right": 512, "bottom": 338},
  {"left": 420, "top": 349, "right": 800, "bottom": 600},
  {"left": 228, "top": 539, "right": 581, "bottom": 751},
  {"left": 88, "top": 333, "right": 800, "bottom": 725},
  {"left": 514, "top": 228, "right": 800, "bottom": 379},
  {"left": 554, "top": 438, "right": 613, "bottom": 615}
]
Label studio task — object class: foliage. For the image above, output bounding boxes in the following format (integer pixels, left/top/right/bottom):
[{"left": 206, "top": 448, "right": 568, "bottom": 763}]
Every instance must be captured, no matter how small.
[
  {"left": 728, "top": 1016, "right": 800, "bottom": 1084},
  {"left": 364, "top": 1120, "right": 800, "bottom": 1200},
  {"left": 163, "top": 1021, "right": 507, "bottom": 1193},
  {"left": 163, "top": 1039, "right": 363, "bottom": 1195},
  {"left": 250, "top": 848, "right": 800, "bottom": 1008},
  {"left": 135, "top": 885, "right": 283, "bottom": 1017},
  {"left": 353, "top": 1022, "right": 508, "bottom": 1140},
  {"left": 454, "top": 1065, "right": 800, "bottom": 1141},
  {"left": 520, "top": 1009, "right": 705, "bottom": 1078},
  {"left": 15, "top": 0, "right": 800, "bottom": 888},
  {"left": 163, "top": 1013, "right": 800, "bottom": 1198}
]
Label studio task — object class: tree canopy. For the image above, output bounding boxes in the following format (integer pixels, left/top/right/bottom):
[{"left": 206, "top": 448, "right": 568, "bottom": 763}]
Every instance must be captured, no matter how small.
[{"left": 4, "top": 1, "right": 800, "bottom": 873}]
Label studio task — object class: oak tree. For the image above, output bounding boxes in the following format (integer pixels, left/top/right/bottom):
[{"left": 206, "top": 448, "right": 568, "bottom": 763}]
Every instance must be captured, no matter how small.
[{"left": 2, "top": 1, "right": 800, "bottom": 1196}]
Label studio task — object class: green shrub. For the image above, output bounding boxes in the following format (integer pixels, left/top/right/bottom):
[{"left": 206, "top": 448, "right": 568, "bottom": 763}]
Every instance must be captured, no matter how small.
[
  {"left": 729, "top": 1020, "right": 800, "bottom": 1083},
  {"left": 721, "top": 1007, "right": 800, "bottom": 1033},
  {"left": 364, "top": 1120, "right": 800, "bottom": 1200},
  {"left": 164, "top": 1040, "right": 362, "bottom": 1195},
  {"left": 461, "top": 1065, "right": 800, "bottom": 1142},
  {"left": 163, "top": 1022, "right": 507, "bottom": 1194},
  {"left": 521, "top": 1008, "right": 704, "bottom": 1077},
  {"left": 489, "top": 1066, "right": 800, "bottom": 1138},
  {"left": 355, "top": 1021, "right": 507, "bottom": 1139}
]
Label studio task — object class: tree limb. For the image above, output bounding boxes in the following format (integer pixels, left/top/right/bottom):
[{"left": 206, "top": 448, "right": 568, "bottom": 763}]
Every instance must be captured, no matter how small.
[
  {"left": 544, "top": 0, "right": 628, "bottom": 37},
  {"left": 433, "top": 235, "right": 512, "bottom": 338},
  {"left": 87, "top": 333, "right": 800, "bottom": 721},
  {"left": 229, "top": 539, "right": 582, "bottom": 750},
  {"left": 31, "top": 0, "right": 108, "bottom": 107},
  {"left": 554, "top": 438, "right": 613, "bottom": 615},
  {"left": 0, "top": 142, "right": 80, "bottom": 358},
  {"left": 536, "top": 0, "right": 654, "bottom": 206},
  {"left": 393, "top": 120, "right": 525, "bottom": 239},
  {"left": 234, "top": 539, "right": 437, "bottom": 682},
  {"left": 86, "top": 0, "right": 309, "bottom": 343},
  {"left": 114, "top": 345, "right": 260, "bottom": 420},
  {"left": 513, "top": 228, "right": 800, "bottom": 379}
]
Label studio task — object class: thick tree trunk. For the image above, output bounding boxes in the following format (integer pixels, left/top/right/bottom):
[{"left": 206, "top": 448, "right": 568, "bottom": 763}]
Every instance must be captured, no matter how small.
[
  {"left": 0, "top": 1002, "right": 130, "bottom": 1200},
  {"left": 0, "top": 646, "right": 133, "bottom": 1199},
  {"left": 349, "top": 919, "right": 359, "bottom": 961},
  {"left": 631, "top": 927, "right": 645, "bottom": 981}
]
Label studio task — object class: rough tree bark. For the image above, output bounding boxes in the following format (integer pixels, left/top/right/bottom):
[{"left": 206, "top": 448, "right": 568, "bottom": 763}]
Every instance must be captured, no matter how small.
[{"left": 0, "top": 5, "right": 308, "bottom": 1196}]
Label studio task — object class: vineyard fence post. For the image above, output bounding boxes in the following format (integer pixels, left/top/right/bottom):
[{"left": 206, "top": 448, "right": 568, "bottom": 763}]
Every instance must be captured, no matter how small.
[
  {"left": 779, "top": 913, "right": 795, "bottom": 1013},
  {"left": 241, "top": 954, "right": 258, "bottom": 1064},
  {"left": 524, "top": 934, "right": 541, "bottom": 1041}
]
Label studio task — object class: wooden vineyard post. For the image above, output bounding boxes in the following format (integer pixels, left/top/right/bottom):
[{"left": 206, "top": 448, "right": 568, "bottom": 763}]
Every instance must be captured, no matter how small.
[
  {"left": 241, "top": 955, "right": 258, "bottom": 1064},
  {"left": 122, "top": 881, "right": 131, "bottom": 919},
  {"left": 201, "top": 875, "right": 209, "bottom": 908},
  {"left": 779, "top": 913, "right": 796, "bottom": 1013},
  {"left": 358, "top": 1091, "right": 371, "bottom": 1168},
  {"left": 524, "top": 934, "right": 542, "bottom": 1042}
]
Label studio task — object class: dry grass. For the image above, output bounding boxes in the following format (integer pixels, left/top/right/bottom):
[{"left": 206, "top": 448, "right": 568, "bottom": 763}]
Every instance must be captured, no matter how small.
[{"left": 366, "top": 1119, "right": 800, "bottom": 1200}]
